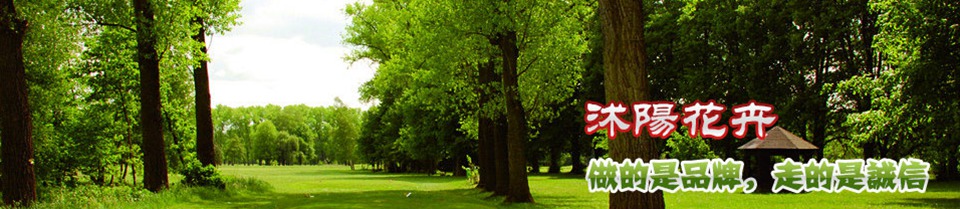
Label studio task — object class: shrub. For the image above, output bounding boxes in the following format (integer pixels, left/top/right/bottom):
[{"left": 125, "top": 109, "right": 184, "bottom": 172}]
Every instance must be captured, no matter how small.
[
  {"left": 665, "top": 127, "right": 718, "bottom": 160},
  {"left": 461, "top": 156, "right": 479, "bottom": 185},
  {"left": 179, "top": 160, "right": 226, "bottom": 189}
]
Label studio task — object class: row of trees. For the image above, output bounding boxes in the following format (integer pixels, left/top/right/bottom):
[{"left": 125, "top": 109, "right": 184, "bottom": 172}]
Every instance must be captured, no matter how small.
[
  {"left": 346, "top": 0, "right": 598, "bottom": 203},
  {"left": 211, "top": 101, "right": 362, "bottom": 167},
  {"left": 0, "top": 0, "right": 240, "bottom": 206},
  {"left": 345, "top": 0, "right": 958, "bottom": 207}
]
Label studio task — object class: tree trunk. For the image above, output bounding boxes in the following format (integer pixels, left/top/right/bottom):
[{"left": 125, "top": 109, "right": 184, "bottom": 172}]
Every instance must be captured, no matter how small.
[
  {"left": 548, "top": 141, "right": 562, "bottom": 173},
  {"left": 569, "top": 134, "right": 587, "bottom": 174},
  {"left": 119, "top": 88, "right": 136, "bottom": 186},
  {"left": 597, "top": 0, "right": 665, "bottom": 208},
  {"left": 477, "top": 60, "right": 498, "bottom": 191},
  {"left": 498, "top": 31, "right": 534, "bottom": 203},
  {"left": 133, "top": 0, "right": 170, "bottom": 192},
  {"left": 0, "top": 1, "right": 37, "bottom": 205},
  {"left": 193, "top": 17, "right": 217, "bottom": 166},
  {"left": 493, "top": 115, "right": 510, "bottom": 196}
]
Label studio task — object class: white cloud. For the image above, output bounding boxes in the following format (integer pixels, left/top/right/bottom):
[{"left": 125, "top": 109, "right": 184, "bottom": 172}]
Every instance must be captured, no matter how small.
[{"left": 207, "top": 0, "right": 375, "bottom": 108}]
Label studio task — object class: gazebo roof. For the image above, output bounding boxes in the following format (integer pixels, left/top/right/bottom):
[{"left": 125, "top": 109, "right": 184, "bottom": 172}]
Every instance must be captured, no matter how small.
[{"left": 737, "top": 126, "right": 819, "bottom": 150}]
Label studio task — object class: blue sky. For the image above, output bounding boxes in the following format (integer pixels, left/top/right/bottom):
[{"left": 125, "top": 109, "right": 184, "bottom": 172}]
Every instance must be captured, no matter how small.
[{"left": 208, "top": 0, "right": 374, "bottom": 108}]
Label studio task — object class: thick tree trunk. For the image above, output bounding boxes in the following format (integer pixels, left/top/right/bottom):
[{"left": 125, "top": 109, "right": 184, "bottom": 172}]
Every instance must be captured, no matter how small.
[
  {"left": 192, "top": 17, "right": 217, "bottom": 166},
  {"left": 498, "top": 31, "right": 534, "bottom": 203},
  {"left": 0, "top": 1, "right": 37, "bottom": 205},
  {"left": 597, "top": 0, "right": 666, "bottom": 208},
  {"left": 133, "top": 0, "right": 170, "bottom": 192},
  {"left": 477, "top": 60, "right": 498, "bottom": 191},
  {"left": 493, "top": 115, "right": 510, "bottom": 196}
]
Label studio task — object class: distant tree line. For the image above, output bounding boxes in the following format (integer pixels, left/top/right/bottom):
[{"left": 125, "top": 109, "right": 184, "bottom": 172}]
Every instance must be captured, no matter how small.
[{"left": 212, "top": 100, "right": 362, "bottom": 167}]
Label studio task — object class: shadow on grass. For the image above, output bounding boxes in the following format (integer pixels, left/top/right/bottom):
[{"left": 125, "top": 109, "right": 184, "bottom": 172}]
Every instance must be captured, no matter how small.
[
  {"left": 182, "top": 177, "right": 585, "bottom": 209},
  {"left": 181, "top": 188, "right": 503, "bottom": 209},
  {"left": 527, "top": 172, "right": 584, "bottom": 180},
  {"left": 293, "top": 168, "right": 373, "bottom": 176},
  {"left": 890, "top": 197, "right": 960, "bottom": 209},
  {"left": 886, "top": 181, "right": 960, "bottom": 209},
  {"left": 925, "top": 181, "right": 960, "bottom": 192},
  {"left": 318, "top": 172, "right": 465, "bottom": 184}
]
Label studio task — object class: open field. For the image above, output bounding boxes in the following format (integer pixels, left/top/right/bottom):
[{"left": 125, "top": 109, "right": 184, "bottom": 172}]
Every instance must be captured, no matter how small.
[
  {"left": 30, "top": 165, "right": 960, "bottom": 208},
  {"left": 175, "top": 165, "right": 960, "bottom": 208}
]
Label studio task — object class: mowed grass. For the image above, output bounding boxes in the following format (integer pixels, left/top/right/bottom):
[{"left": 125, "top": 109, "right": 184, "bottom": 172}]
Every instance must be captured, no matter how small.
[{"left": 156, "top": 165, "right": 960, "bottom": 209}]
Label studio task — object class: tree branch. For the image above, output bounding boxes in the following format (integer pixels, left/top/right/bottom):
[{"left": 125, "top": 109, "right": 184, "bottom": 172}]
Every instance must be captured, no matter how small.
[
  {"left": 79, "top": 20, "right": 136, "bottom": 33},
  {"left": 517, "top": 55, "right": 538, "bottom": 77}
]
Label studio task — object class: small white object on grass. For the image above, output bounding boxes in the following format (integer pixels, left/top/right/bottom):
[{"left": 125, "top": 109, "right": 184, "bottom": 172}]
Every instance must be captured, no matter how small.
[{"left": 405, "top": 192, "right": 412, "bottom": 197}]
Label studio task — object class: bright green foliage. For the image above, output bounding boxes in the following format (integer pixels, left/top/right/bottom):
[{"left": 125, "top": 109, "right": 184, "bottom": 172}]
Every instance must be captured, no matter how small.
[
  {"left": 665, "top": 127, "right": 718, "bottom": 160},
  {"left": 252, "top": 121, "right": 280, "bottom": 165},
  {"left": 210, "top": 103, "right": 361, "bottom": 166},
  {"left": 178, "top": 159, "right": 225, "bottom": 188},
  {"left": 6, "top": 0, "right": 959, "bottom": 206},
  {"left": 325, "top": 98, "right": 361, "bottom": 166},
  {"left": 345, "top": 0, "right": 592, "bottom": 175},
  {"left": 831, "top": 0, "right": 960, "bottom": 179},
  {"left": 12, "top": 0, "right": 240, "bottom": 188}
]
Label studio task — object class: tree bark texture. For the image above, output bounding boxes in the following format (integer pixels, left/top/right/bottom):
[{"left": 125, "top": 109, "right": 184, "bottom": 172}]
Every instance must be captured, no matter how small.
[
  {"left": 133, "top": 0, "right": 170, "bottom": 192},
  {"left": 0, "top": 0, "right": 37, "bottom": 205},
  {"left": 497, "top": 31, "right": 533, "bottom": 203},
  {"left": 597, "top": 0, "right": 666, "bottom": 208},
  {"left": 192, "top": 17, "right": 217, "bottom": 166}
]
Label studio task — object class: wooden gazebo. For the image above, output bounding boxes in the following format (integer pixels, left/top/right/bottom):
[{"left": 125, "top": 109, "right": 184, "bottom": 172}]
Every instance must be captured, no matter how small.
[{"left": 738, "top": 126, "right": 819, "bottom": 193}]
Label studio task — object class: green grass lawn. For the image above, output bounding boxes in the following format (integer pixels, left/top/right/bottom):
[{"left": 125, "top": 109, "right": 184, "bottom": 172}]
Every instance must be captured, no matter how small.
[{"left": 159, "top": 165, "right": 960, "bottom": 209}]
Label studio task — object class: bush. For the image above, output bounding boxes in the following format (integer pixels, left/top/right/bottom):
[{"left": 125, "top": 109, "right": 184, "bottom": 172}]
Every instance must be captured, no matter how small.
[
  {"left": 179, "top": 160, "right": 226, "bottom": 189},
  {"left": 665, "top": 127, "right": 718, "bottom": 160},
  {"left": 461, "top": 156, "right": 479, "bottom": 185}
]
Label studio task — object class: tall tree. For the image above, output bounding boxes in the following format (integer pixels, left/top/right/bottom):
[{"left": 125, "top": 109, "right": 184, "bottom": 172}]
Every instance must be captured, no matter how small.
[
  {"left": 192, "top": 16, "right": 216, "bottom": 166},
  {"left": 476, "top": 60, "right": 498, "bottom": 191},
  {"left": 0, "top": 0, "right": 37, "bottom": 205},
  {"left": 597, "top": 0, "right": 665, "bottom": 208},
  {"left": 191, "top": 0, "right": 240, "bottom": 167},
  {"left": 497, "top": 30, "right": 533, "bottom": 203},
  {"left": 133, "top": 0, "right": 169, "bottom": 192}
]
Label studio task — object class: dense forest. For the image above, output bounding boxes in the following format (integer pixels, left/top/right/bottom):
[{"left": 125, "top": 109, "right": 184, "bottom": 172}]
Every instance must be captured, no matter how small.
[
  {"left": 343, "top": 0, "right": 958, "bottom": 205},
  {"left": 0, "top": 0, "right": 243, "bottom": 205},
  {"left": 0, "top": 0, "right": 956, "bottom": 207}
]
